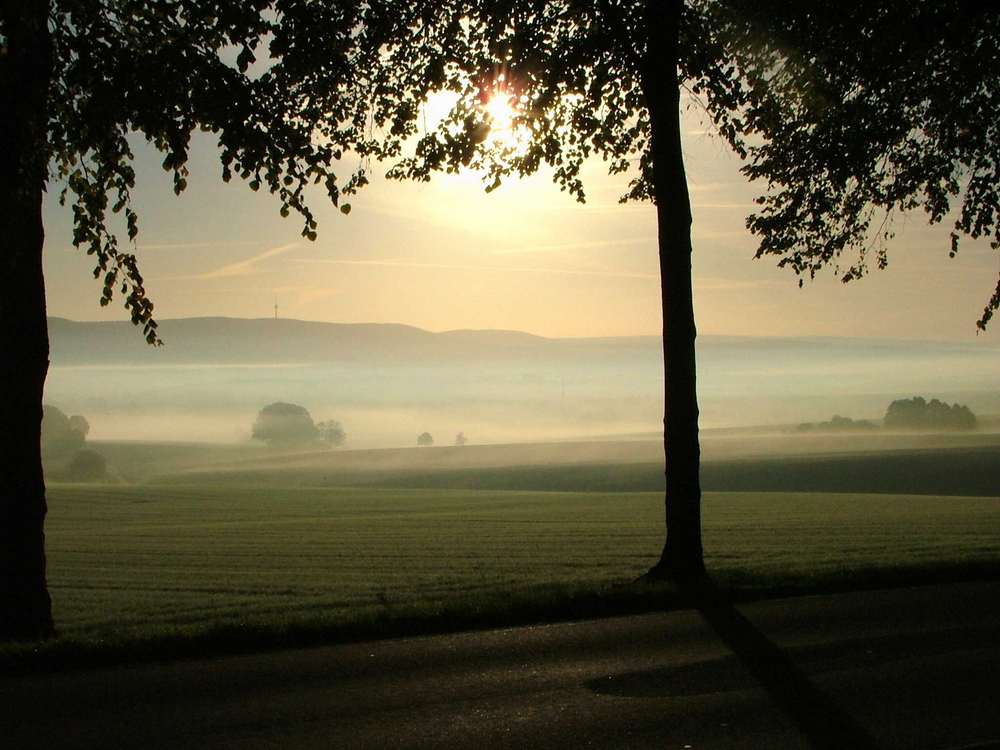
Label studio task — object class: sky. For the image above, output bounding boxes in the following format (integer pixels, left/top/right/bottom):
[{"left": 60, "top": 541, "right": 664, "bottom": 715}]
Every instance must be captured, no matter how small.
[{"left": 41, "top": 104, "right": 998, "bottom": 343}]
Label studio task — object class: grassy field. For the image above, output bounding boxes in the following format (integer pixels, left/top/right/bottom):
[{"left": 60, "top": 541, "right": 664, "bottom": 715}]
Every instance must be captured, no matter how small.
[{"left": 36, "top": 484, "right": 1000, "bottom": 652}]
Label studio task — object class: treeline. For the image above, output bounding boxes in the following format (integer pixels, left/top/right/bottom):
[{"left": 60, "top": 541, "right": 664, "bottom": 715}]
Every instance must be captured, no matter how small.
[
  {"left": 41, "top": 405, "right": 106, "bottom": 480},
  {"left": 884, "top": 397, "right": 977, "bottom": 431},
  {"left": 251, "top": 402, "right": 469, "bottom": 449},
  {"left": 800, "top": 396, "right": 978, "bottom": 433}
]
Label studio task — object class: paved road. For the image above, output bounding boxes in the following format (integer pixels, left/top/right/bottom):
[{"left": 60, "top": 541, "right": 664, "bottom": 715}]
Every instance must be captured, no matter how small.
[{"left": 2, "top": 581, "right": 998, "bottom": 749}]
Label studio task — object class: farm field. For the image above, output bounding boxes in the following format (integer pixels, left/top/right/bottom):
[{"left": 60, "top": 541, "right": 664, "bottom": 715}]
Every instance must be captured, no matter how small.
[
  {"left": 95, "top": 431, "right": 1000, "bottom": 496},
  {"left": 42, "top": 483, "right": 1000, "bottom": 647}
]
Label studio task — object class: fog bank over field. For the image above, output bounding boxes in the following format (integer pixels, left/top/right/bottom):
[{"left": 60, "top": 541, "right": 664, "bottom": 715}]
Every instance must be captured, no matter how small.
[{"left": 43, "top": 317, "right": 1000, "bottom": 447}]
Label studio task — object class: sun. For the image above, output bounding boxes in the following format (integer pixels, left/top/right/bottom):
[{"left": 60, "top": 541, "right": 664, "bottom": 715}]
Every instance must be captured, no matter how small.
[{"left": 484, "top": 93, "right": 516, "bottom": 132}]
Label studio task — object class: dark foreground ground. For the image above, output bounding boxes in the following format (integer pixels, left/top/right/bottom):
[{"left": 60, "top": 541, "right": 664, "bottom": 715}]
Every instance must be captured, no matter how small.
[
  {"left": 331, "top": 445, "right": 1000, "bottom": 496},
  {"left": 3, "top": 581, "right": 997, "bottom": 749}
]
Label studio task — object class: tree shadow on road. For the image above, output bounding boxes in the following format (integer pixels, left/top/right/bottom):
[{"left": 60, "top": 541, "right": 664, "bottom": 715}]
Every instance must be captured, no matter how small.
[
  {"left": 589, "top": 577, "right": 879, "bottom": 749},
  {"left": 688, "top": 578, "right": 877, "bottom": 749}
]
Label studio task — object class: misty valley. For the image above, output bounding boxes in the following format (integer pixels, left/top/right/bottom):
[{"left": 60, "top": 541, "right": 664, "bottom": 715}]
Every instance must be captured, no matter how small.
[
  {"left": 43, "top": 316, "right": 1000, "bottom": 449},
  {"left": 20, "top": 315, "right": 999, "bottom": 654}
]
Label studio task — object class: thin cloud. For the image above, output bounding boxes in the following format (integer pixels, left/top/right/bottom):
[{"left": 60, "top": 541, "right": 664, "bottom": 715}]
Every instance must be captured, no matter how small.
[
  {"left": 137, "top": 240, "right": 256, "bottom": 251},
  {"left": 492, "top": 237, "right": 657, "bottom": 255},
  {"left": 187, "top": 242, "right": 300, "bottom": 280},
  {"left": 296, "top": 257, "right": 657, "bottom": 280}
]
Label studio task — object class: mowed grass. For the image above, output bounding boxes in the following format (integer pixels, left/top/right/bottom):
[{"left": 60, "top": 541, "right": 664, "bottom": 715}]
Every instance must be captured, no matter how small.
[{"left": 39, "top": 484, "right": 1000, "bottom": 651}]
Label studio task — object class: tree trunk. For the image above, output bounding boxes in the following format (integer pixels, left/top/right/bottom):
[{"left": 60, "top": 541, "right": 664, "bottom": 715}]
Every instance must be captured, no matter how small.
[
  {"left": 0, "top": 0, "right": 56, "bottom": 639},
  {"left": 640, "top": 0, "right": 707, "bottom": 582}
]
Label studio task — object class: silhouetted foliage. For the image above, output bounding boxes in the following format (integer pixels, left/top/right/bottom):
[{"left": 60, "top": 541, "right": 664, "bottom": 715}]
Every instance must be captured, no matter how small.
[
  {"left": 40, "top": 405, "right": 87, "bottom": 460},
  {"left": 884, "top": 397, "right": 977, "bottom": 432},
  {"left": 390, "top": 0, "right": 1000, "bottom": 580},
  {"left": 4, "top": 0, "right": 432, "bottom": 637},
  {"left": 68, "top": 414, "right": 90, "bottom": 437},
  {"left": 455, "top": 432, "right": 468, "bottom": 446},
  {"left": 252, "top": 403, "right": 319, "bottom": 448},
  {"left": 40, "top": 406, "right": 104, "bottom": 481},
  {"left": 734, "top": 0, "right": 1000, "bottom": 330},
  {"left": 417, "top": 432, "right": 435, "bottom": 447},
  {"left": 7, "top": 0, "right": 998, "bottom": 636},
  {"left": 317, "top": 420, "right": 347, "bottom": 447}
]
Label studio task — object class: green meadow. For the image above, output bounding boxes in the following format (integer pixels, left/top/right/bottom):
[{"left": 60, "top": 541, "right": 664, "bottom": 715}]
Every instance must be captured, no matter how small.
[
  {"left": 3, "top": 433, "right": 994, "bottom": 670},
  {"left": 42, "top": 483, "right": 1000, "bottom": 647}
]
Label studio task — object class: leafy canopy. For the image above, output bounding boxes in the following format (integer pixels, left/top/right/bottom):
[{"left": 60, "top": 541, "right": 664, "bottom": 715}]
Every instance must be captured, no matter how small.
[
  {"left": 251, "top": 401, "right": 318, "bottom": 447},
  {"left": 732, "top": 0, "right": 1000, "bottom": 329},
  {"left": 46, "top": 0, "right": 418, "bottom": 342},
  {"left": 383, "top": 0, "right": 999, "bottom": 330},
  {"left": 44, "top": 0, "right": 1000, "bottom": 337}
]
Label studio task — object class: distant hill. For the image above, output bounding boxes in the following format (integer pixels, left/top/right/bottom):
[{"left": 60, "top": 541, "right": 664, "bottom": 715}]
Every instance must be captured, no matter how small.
[
  {"left": 44, "top": 317, "right": 1000, "bottom": 445},
  {"left": 46, "top": 316, "right": 1000, "bottom": 371},
  {"left": 47, "top": 316, "right": 662, "bottom": 366}
]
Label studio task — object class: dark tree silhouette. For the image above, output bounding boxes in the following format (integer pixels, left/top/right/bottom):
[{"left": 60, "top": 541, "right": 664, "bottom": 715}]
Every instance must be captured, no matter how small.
[
  {"left": 376, "top": 0, "right": 999, "bottom": 582},
  {"left": 734, "top": 0, "right": 1000, "bottom": 330},
  {"left": 884, "top": 397, "right": 978, "bottom": 432},
  {"left": 417, "top": 432, "right": 435, "bottom": 447},
  {"left": 378, "top": 0, "right": 1000, "bottom": 580},
  {"left": 5, "top": 0, "right": 998, "bottom": 637},
  {"left": 40, "top": 406, "right": 87, "bottom": 460},
  {"left": 317, "top": 420, "right": 347, "bottom": 447},
  {"left": 252, "top": 403, "right": 320, "bottom": 448},
  {"left": 1, "top": 0, "right": 421, "bottom": 638}
]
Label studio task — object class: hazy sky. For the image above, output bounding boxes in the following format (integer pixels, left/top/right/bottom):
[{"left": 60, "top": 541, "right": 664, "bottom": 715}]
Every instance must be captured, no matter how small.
[{"left": 41, "top": 105, "right": 997, "bottom": 342}]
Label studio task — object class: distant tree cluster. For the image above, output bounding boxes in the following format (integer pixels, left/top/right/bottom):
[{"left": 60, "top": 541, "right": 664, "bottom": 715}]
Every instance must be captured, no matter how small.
[
  {"left": 41, "top": 406, "right": 88, "bottom": 459},
  {"left": 251, "top": 403, "right": 347, "bottom": 448},
  {"left": 798, "top": 415, "right": 877, "bottom": 432},
  {"left": 799, "top": 397, "right": 978, "bottom": 433},
  {"left": 798, "top": 396, "right": 978, "bottom": 432},
  {"left": 317, "top": 420, "right": 346, "bottom": 447},
  {"left": 884, "top": 397, "right": 977, "bottom": 432},
  {"left": 417, "top": 432, "right": 434, "bottom": 447},
  {"left": 41, "top": 406, "right": 106, "bottom": 481}
]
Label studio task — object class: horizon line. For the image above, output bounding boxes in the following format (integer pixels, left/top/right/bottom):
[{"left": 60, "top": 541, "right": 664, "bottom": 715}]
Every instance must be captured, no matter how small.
[{"left": 44, "top": 315, "right": 997, "bottom": 346}]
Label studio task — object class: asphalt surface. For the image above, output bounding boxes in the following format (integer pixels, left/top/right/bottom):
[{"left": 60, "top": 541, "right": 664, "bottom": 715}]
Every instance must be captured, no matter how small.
[{"left": 2, "top": 581, "right": 998, "bottom": 749}]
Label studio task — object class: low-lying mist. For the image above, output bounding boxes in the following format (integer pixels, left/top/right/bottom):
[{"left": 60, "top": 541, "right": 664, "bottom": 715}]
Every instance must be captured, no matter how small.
[{"left": 43, "top": 318, "right": 1000, "bottom": 449}]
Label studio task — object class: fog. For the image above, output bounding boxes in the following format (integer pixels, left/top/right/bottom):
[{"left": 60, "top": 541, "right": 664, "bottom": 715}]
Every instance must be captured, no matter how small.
[
  {"left": 44, "top": 361, "right": 665, "bottom": 446},
  {"left": 43, "top": 319, "right": 1000, "bottom": 450}
]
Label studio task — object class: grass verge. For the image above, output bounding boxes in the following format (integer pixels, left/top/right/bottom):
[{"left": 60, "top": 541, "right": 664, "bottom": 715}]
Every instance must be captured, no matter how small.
[
  {"left": 4, "top": 561, "right": 999, "bottom": 678},
  {"left": 2, "top": 485, "right": 998, "bottom": 676}
]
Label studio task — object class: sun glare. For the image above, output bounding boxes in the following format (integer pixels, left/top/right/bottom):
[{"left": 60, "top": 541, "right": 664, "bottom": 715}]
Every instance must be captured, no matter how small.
[{"left": 485, "top": 93, "right": 516, "bottom": 132}]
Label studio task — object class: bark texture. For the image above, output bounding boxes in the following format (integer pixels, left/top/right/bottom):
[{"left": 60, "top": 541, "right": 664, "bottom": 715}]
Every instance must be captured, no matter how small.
[
  {"left": 641, "top": 0, "right": 707, "bottom": 582},
  {"left": 0, "top": 0, "right": 56, "bottom": 639}
]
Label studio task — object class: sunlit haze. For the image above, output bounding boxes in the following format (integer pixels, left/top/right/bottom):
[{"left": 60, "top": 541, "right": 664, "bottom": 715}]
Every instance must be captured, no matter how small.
[{"left": 40, "top": 100, "right": 998, "bottom": 343}]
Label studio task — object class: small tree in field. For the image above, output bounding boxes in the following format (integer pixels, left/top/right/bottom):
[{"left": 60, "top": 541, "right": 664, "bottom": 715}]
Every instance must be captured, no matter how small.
[
  {"left": 40, "top": 406, "right": 87, "bottom": 460},
  {"left": 317, "top": 420, "right": 347, "bottom": 447},
  {"left": 455, "top": 432, "right": 468, "bottom": 446},
  {"left": 417, "top": 432, "right": 434, "bottom": 447},
  {"left": 252, "top": 403, "right": 319, "bottom": 449}
]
